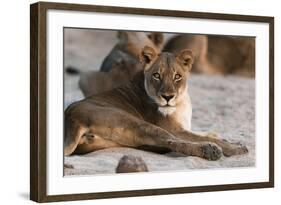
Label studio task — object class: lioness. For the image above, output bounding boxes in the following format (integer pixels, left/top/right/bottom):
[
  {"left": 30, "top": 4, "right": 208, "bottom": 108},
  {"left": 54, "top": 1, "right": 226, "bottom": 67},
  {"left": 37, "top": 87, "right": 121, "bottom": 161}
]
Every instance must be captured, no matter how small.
[
  {"left": 64, "top": 46, "right": 248, "bottom": 160},
  {"left": 100, "top": 31, "right": 164, "bottom": 72},
  {"left": 78, "top": 51, "right": 141, "bottom": 97},
  {"left": 164, "top": 34, "right": 255, "bottom": 77},
  {"left": 79, "top": 31, "right": 164, "bottom": 97},
  {"left": 163, "top": 34, "right": 208, "bottom": 74}
]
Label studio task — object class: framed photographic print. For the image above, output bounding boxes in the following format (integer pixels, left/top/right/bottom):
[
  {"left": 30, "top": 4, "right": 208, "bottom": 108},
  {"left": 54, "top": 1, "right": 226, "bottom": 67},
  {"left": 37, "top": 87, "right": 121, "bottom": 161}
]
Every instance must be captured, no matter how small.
[{"left": 30, "top": 1, "right": 274, "bottom": 202}]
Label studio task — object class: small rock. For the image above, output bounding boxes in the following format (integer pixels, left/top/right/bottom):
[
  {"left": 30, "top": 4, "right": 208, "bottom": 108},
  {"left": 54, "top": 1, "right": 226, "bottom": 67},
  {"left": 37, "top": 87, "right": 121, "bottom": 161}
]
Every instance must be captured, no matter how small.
[{"left": 116, "top": 155, "right": 148, "bottom": 173}]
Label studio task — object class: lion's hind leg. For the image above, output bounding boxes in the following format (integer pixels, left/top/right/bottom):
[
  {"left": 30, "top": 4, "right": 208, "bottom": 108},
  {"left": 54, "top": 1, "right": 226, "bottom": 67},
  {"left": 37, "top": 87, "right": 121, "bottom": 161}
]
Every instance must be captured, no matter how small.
[{"left": 64, "top": 116, "right": 89, "bottom": 156}]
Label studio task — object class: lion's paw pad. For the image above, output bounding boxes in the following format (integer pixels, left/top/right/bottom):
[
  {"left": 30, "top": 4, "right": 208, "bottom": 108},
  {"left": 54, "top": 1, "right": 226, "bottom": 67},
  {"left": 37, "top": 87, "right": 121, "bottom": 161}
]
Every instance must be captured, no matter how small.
[{"left": 202, "top": 143, "right": 222, "bottom": 161}]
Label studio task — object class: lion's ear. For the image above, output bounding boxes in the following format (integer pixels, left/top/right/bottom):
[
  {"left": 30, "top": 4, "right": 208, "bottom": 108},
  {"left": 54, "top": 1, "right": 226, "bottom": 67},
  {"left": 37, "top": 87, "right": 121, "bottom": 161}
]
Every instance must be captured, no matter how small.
[
  {"left": 176, "top": 49, "right": 194, "bottom": 71},
  {"left": 139, "top": 46, "right": 157, "bottom": 66}
]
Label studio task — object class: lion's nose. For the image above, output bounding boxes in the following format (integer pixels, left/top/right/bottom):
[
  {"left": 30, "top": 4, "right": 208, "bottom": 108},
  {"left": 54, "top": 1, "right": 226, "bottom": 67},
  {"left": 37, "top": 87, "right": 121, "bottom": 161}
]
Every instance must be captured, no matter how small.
[{"left": 161, "top": 94, "right": 175, "bottom": 102}]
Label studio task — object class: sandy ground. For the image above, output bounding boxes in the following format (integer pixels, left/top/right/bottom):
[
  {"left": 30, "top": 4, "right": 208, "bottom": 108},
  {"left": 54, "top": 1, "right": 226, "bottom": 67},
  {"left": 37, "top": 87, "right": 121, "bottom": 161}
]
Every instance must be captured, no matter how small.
[{"left": 64, "top": 29, "right": 255, "bottom": 176}]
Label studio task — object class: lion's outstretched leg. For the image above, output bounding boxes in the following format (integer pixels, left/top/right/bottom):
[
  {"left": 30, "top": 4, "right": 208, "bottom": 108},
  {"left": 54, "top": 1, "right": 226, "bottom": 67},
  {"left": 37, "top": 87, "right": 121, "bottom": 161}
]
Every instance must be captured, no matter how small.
[
  {"left": 172, "top": 130, "right": 248, "bottom": 157},
  {"left": 64, "top": 105, "right": 222, "bottom": 160},
  {"left": 90, "top": 115, "right": 222, "bottom": 160}
]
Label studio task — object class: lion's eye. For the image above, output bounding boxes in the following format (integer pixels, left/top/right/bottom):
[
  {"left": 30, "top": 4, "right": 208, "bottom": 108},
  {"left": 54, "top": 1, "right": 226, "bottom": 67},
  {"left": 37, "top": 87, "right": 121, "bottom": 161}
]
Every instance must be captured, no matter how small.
[
  {"left": 174, "top": 74, "right": 182, "bottom": 81},
  {"left": 153, "top": 72, "right": 161, "bottom": 80}
]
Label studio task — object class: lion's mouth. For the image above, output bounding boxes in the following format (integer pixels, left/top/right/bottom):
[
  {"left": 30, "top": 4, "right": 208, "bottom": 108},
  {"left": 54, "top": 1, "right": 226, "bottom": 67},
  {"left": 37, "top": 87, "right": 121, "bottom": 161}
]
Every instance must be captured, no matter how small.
[
  {"left": 158, "top": 104, "right": 175, "bottom": 108},
  {"left": 153, "top": 97, "right": 176, "bottom": 107}
]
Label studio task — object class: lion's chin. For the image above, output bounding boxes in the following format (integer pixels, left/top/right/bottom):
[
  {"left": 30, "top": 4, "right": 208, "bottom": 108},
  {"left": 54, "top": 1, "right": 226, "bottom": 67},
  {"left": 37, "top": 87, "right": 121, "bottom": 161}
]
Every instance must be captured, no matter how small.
[{"left": 158, "top": 106, "right": 176, "bottom": 116}]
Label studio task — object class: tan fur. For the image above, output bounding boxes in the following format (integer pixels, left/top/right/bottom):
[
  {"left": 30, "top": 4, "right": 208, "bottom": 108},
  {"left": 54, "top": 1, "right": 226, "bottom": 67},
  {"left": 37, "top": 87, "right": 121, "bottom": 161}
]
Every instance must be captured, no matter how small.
[
  {"left": 79, "top": 66, "right": 132, "bottom": 97},
  {"left": 116, "top": 31, "right": 164, "bottom": 58},
  {"left": 79, "top": 31, "right": 164, "bottom": 97},
  {"left": 164, "top": 34, "right": 255, "bottom": 77},
  {"left": 65, "top": 47, "right": 248, "bottom": 161},
  {"left": 164, "top": 34, "right": 208, "bottom": 74}
]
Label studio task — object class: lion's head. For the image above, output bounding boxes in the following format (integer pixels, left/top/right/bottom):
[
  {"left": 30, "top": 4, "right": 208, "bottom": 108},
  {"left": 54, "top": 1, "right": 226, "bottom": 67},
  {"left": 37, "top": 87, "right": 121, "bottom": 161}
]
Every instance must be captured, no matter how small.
[{"left": 139, "top": 46, "right": 194, "bottom": 115}]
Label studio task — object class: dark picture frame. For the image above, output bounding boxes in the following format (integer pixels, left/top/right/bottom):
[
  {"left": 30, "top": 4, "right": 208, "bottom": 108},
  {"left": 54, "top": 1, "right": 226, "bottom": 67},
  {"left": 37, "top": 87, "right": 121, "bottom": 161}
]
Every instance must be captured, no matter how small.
[{"left": 30, "top": 1, "right": 274, "bottom": 202}]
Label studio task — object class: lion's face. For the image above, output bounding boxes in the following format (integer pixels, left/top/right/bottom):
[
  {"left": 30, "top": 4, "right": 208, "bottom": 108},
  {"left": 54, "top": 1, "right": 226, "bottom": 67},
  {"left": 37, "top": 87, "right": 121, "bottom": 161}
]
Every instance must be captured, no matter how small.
[{"left": 139, "top": 46, "right": 194, "bottom": 113}]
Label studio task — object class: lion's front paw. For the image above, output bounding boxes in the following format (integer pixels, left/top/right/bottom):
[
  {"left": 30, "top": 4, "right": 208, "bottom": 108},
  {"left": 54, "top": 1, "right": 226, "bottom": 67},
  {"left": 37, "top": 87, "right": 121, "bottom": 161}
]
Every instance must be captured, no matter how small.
[
  {"left": 201, "top": 143, "right": 222, "bottom": 161},
  {"left": 222, "top": 141, "right": 248, "bottom": 157}
]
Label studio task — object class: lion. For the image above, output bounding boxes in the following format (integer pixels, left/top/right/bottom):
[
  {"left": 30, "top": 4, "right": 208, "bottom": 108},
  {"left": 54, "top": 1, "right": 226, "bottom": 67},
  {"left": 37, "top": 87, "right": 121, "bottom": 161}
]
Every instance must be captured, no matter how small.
[
  {"left": 206, "top": 35, "right": 255, "bottom": 77},
  {"left": 79, "top": 31, "right": 164, "bottom": 97},
  {"left": 163, "top": 34, "right": 208, "bottom": 74},
  {"left": 164, "top": 34, "right": 255, "bottom": 77},
  {"left": 78, "top": 51, "right": 141, "bottom": 97},
  {"left": 64, "top": 46, "right": 248, "bottom": 161}
]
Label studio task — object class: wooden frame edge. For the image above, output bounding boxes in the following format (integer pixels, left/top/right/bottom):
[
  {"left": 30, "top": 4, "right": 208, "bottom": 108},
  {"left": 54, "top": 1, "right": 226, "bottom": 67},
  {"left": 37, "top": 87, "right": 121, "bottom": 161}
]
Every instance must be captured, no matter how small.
[
  {"left": 269, "top": 17, "right": 274, "bottom": 188},
  {"left": 30, "top": 2, "right": 39, "bottom": 202},
  {"left": 30, "top": 1, "right": 275, "bottom": 202},
  {"left": 30, "top": 2, "right": 48, "bottom": 202}
]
